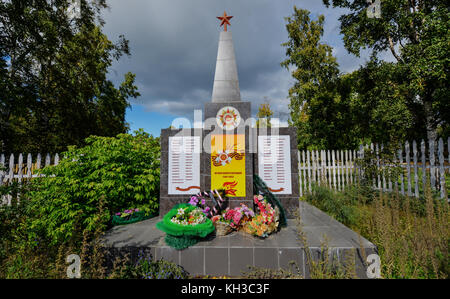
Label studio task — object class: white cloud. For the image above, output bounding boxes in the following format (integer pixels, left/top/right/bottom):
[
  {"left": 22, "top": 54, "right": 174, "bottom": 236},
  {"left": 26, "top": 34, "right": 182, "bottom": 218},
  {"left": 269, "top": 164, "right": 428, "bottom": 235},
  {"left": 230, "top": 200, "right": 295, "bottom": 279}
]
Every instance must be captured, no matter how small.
[{"left": 102, "top": 0, "right": 387, "bottom": 120}]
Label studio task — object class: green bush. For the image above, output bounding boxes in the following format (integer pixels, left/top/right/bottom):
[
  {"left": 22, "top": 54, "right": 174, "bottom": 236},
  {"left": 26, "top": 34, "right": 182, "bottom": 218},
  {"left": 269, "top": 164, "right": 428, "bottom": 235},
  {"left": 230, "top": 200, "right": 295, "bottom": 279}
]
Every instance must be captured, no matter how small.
[
  {"left": 0, "top": 196, "right": 30, "bottom": 274},
  {"left": 242, "top": 264, "right": 303, "bottom": 279},
  {"left": 304, "top": 183, "right": 449, "bottom": 279},
  {"left": 137, "top": 257, "right": 189, "bottom": 279},
  {"left": 26, "top": 130, "right": 160, "bottom": 245},
  {"left": 354, "top": 146, "right": 402, "bottom": 188},
  {"left": 110, "top": 251, "right": 190, "bottom": 279},
  {"left": 304, "top": 184, "right": 360, "bottom": 227}
]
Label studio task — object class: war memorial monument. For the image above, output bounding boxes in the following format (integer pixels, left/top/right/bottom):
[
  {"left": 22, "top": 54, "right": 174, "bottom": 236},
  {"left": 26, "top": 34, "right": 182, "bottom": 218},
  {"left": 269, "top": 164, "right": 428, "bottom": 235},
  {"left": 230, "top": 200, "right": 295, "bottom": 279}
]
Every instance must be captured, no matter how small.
[
  {"left": 104, "top": 12, "right": 377, "bottom": 278},
  {"left": 159, "top": 11, "right": 300, "bottom": 218}
]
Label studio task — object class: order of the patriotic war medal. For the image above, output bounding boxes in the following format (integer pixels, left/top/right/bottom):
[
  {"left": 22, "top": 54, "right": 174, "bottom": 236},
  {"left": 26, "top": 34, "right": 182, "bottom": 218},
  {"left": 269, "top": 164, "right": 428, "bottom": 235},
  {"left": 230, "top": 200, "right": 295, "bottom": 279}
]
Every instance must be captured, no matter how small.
[{"left": 216, "top": 106, "right": 241, "bottom": 130}]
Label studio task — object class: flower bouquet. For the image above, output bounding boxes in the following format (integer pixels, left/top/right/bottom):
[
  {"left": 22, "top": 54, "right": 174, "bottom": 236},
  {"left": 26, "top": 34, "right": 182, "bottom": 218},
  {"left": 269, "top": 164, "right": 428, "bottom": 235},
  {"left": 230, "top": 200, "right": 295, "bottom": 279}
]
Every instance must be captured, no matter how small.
[
  {"left": 222, "top": 203, "right": 255, "bottom": 231},
  {"left": 188, "top": 195, "right": 212, "bottom": 216},
  {"left": 187, "top": 190, "right": 227, "bottom": 218},
  {"left": 170, "top": 206, "right": 207, "bottom": 226},
  {"left": 156, "top": 203, "right": 215, "bottom": 250},
  {"left": 112, "top": 208, "right": 156, "bottom": 226},
  {"left": 242, "top": 195, "right": 280, "bottom": 238}
]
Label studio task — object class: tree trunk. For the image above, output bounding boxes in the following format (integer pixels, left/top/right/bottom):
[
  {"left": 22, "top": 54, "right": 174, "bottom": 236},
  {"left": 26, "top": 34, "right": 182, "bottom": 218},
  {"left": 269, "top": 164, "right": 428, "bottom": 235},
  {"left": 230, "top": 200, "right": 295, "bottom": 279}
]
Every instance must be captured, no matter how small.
[{"left": 423, "top": 97, "right": 437, "bottom": 142}]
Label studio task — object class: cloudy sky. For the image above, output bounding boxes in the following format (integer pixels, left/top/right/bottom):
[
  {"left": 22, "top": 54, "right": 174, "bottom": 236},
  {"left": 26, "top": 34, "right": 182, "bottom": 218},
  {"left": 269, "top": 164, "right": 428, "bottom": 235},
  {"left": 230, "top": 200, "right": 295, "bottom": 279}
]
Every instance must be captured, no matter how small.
[{"left": 101, "top": 0, "right": 393, "bottom": 136}]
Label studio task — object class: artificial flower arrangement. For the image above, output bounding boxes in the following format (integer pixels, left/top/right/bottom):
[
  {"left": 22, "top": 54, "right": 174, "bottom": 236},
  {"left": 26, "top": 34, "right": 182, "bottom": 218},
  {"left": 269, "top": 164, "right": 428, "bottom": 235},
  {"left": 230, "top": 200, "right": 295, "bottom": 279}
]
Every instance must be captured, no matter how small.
[
  {"left": 188, "top": 195, "right": 211, "bottom": 217},
  {"left": 211, "top": 214, "right": 232, "bottom": 236},
  {"left": 156, "top": 203, "right": 215, "bottom": 250},
  {"left": 210, "top": 203, "right": 255, "bottom": 235},
  {"left": 223, "top": 203, "right": 255, "bottom": 230},
  {"left": 112, "top": 208, "right": 155, "bottom": 226},
  {"left": 208, "top": 196, "right": 280, "bottom": 239},
  {"left": 242, "top": 195, "right": 280, "bottom": 238},
  {"left": 156, "top": 190, "right": 228, "bottom": 250},
  {"left": 187, "top": 190, "right": 227, "bottom": 218},
  {"left": 170, "top": 206, "right": 207, "bottom": 226},
  {"left": 211, "top": 214, "right": 230, "bottom": 225}
]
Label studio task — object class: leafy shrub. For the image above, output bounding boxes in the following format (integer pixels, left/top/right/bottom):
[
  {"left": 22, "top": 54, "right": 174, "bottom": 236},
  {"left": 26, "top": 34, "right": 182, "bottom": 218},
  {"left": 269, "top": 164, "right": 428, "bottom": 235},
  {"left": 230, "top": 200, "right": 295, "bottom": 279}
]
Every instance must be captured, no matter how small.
[
  {"left": 26, "top": 130, "right": 160, "bottom": 244},
  {"left": 0, "top": 198, "right": 30, "bottom": 276},
  {"left": 0, "top": 180, "right": 37, "bottom": 275},
  {"left": 137, "top": 257, "right": 189, "bottom": 279},
  {"left": 304, "top": 184, "right": 360, "bottom": 227},
  {"left": 355, "top": 146, "right": 402, "bottom": 188},
  {"left": 110, "top": 251, "right": 189, "bottom": 279},
  {"left": 242, "top": 263, "right": 303, "bottom": 279}
]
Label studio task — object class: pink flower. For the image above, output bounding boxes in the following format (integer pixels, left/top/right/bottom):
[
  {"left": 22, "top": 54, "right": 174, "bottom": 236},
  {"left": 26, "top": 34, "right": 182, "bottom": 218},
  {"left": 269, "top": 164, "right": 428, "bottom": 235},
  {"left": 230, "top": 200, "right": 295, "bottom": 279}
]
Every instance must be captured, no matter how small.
[
  {"left": 233, "top": 214, "right": 242, "bottom": 224},
  {"left": 202, "top": 207, "right": 210, "bottom": 216}
]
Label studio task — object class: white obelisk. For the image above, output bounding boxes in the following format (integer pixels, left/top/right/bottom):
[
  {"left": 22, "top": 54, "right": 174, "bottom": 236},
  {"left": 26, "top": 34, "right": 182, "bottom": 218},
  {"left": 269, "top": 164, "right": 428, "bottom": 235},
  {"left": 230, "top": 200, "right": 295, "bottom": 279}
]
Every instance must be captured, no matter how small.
[{"left": 211, "top": 20, "right": 241, "bottom": 102}]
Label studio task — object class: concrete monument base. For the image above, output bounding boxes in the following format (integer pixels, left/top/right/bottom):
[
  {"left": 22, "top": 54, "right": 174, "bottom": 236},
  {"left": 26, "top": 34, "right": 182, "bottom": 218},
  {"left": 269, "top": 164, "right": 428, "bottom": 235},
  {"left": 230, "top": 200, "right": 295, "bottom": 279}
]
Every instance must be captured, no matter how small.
[{"left": 102, "top": 201, "right": 377, "bottom": 278}]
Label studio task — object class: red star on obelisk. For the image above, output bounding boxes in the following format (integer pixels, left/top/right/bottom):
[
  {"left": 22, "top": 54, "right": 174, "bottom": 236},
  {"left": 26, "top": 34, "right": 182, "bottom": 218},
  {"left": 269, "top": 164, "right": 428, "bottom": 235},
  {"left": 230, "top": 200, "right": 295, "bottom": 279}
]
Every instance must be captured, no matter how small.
[{"left": 217, "top": 11, "right": 233, "bottom": 32}]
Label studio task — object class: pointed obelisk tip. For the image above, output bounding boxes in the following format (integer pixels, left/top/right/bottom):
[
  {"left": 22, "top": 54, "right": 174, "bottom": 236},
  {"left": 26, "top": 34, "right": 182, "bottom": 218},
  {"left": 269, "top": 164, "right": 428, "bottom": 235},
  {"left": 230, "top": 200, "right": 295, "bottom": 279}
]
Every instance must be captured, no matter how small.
[
  {"left": 217, "top": 11, "right": 233, "bottom": 32},
  {"left": 211, "top": 11, "right": 241, "bottom": 103}
]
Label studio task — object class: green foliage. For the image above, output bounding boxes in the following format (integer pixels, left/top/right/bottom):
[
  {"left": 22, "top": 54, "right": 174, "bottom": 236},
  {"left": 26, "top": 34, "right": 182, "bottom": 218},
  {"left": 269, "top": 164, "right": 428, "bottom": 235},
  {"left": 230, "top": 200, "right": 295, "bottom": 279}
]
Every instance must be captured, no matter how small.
[
  {"left": 0, "top": 179, "right": 39, "bottom": 277},
  {"left": 26, "top": 130, "right": 160, "bottom": 245},
  {"left": 0, "top": 0, "right": 139, "bottom": 153},
  {"left": 360, "top": 188, "right": 449, "bottom": 278},
  {"left": 111, "top": 252, "right": 189, "bottom": 279},
  {"left": 0, "top": 180, "right": 31, "bottom": 204},
  {"left": 242, "top": 263, "right": 303, "bottom": 279},
  {"left": 282, "top": 3, "right": 449, "bottom": 149},
  {"left": 354, "top": 146, "right": 403, "bottom": 188},
  {"left": 255, "top": 102, "right": 274, "bottom": 128},
  {"left": 322, "top": 0, "right": 449, "bottom": 141},
  {"left": 304, "top": 184, "right": 360, "bottom": 227},
  {"left": 0, "top": 198, "right": 71, "bottom": 279},
  {"left": 111, "top": 211, "right": 157, "bottom": 226},
  {"left": 281, "top": 7, "right": 351, "bottom": 150},
  {"left": 350, "top": 59, "right": 419, "bottom": 144},
  {"left": 304, "top": 181, "right": 449, "bottom": 278},
  {"left": 0, "top": 195, "right": 32, "bottom": 274},
  {"left": 137, "top": 257, "right": 189, "bottom": 279}
]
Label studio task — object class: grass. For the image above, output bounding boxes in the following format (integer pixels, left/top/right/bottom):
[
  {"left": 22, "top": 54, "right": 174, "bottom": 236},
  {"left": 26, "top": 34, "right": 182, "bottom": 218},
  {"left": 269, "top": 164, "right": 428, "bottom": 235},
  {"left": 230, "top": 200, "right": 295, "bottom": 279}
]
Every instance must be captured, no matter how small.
[
  {"left": 0, "top": 218, "right": 190, "bottom": 279},
  {"left": 1, "top": 172, "right": 447, "bottom": 279},
  {"left": 303, "top": 183, "right": 449, "bottom": 279},
  {"left": 395, "top": 167, "right": 450, "bottom": 198}
]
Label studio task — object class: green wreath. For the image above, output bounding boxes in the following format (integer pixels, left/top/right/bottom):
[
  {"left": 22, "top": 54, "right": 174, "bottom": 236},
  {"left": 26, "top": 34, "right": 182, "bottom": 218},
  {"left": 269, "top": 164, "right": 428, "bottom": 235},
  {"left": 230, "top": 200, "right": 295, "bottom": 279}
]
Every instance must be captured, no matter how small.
[
  {"left": 112, "top": 211, "right": 158, "bottom": 226},
  {"left": 156, "top": 203, "right": 215, "bottom": 250}
]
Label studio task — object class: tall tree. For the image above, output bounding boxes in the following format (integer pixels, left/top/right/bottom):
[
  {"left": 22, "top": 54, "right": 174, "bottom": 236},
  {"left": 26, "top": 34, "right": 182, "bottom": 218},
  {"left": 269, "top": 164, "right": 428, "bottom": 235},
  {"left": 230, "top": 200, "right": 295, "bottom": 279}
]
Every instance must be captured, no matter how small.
[
  {"left": 350, "top": 57, "right": 418, "bottom": 145},
  {"left": 256, "top": 102, "right": 274, "bottom": 128},
  {"left": 323, "top": 0, "right": 449, "bottom": 141},
  {"left": 281, "top": 7, "right": 360, "bottom": 150},
  {"left": 0, "top": 0, "right": 139, "bottom": 153}
]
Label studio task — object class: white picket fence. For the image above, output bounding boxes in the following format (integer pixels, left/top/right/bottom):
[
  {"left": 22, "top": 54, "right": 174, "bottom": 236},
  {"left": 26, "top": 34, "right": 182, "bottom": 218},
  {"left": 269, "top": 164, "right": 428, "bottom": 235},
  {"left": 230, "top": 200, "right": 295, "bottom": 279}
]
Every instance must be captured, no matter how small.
[
  {"left": 298, "top": 138, "right": 449, "bottom": 200},
  {"left": 1, "top": 137, "right": 449, "bottom": 205},
  {"left": 0, "top": 153, "right": 60, "bottom": 205}
]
